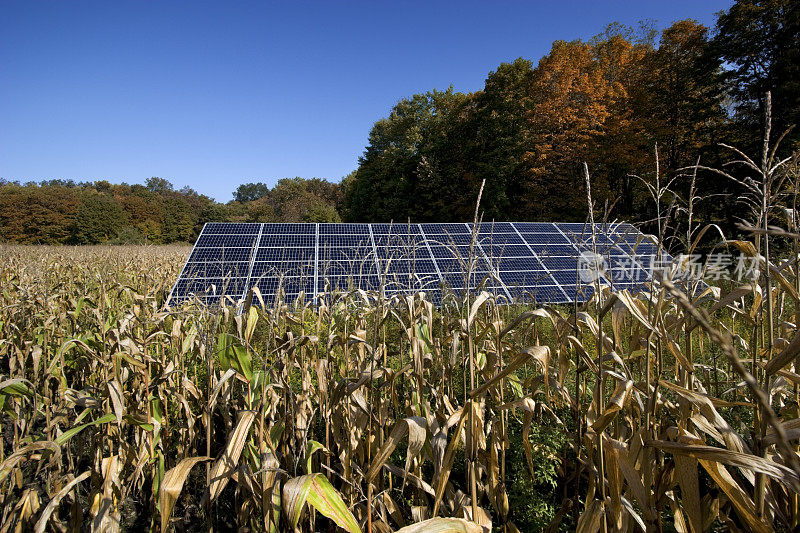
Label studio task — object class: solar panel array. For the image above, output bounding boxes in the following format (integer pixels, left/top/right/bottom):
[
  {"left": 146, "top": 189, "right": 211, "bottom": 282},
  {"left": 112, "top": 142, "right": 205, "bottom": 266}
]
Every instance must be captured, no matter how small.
[{"left": 168, "top": 222, "right": 662, "bottom": 307}]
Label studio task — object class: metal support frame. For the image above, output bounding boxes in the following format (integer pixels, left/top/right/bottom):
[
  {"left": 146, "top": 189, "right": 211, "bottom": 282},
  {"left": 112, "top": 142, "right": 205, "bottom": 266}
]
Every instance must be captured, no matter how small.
[
  {"left": 313, "top": 223, "right": 320, "bottom": 303},
  {"left": 418, "top": 224, "right": 444, "bottom": 285},
  {"left": 367, "top": 223, "right": 383, "bottom": 296},
  {"left": 552, "top": 222, "right": 611, "bottom": 294},
  {"left": 166, "top": 222, "right": 207, "bottom": 307},
  {"left": 241, "top": 223, "right": 265, "bottom": 304}
]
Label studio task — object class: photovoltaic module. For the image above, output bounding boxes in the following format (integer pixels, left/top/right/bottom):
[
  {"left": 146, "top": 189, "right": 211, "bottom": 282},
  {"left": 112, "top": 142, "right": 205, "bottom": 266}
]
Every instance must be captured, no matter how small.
[{"left": 167, "top": 222, "right": 664, "bottom": 307}]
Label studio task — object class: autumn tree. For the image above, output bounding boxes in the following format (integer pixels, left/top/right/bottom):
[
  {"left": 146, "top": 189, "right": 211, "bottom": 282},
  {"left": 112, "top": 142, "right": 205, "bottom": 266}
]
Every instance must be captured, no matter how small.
[
  {"left": 521, "top": 39, "right": 619, "bottom": 220},
  {"left": 0, "top": 184, "right": 81, "bottom": 243}
]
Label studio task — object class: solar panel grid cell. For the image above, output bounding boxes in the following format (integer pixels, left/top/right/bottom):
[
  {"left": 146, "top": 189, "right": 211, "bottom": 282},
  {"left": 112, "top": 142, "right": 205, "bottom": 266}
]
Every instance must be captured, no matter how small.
[
  {"left": 195, "top": 234, "right": 257, "bottom": 248},
  {"left": 475, "top": 222, "right": 515, "bottom": 232},
  {"left": 319, "top": 224, "right": 369, "bottom": 234},
  {"left": 427, "top": 245, "right": 480, "bottom": 259},
  {"left": 540, "top": 257, "right": 580, "bottom": 271},
  {"left": 499, "top": 271, "right": 557, "bottom": 287},
  {"left": 202, "top": 223, "right": 262, "bottom": 234},
  {"left": 318, "top": 247, "right": 375, "bottom": 263},
  {"left": 173, "top": 277, "right": 248, "bottom": 298},
  {"left": 319, "top": 261, "right": 377, "bottom": 277},
  {"left": 255, "top": 276, "right": 315, "bottom": 293},
  {"left": 476, "top": 233, "right": 524, "bottom": 245},
  {"left": 374, "top": 245, "right": 425, "bottom": 260},
  {"left": 496, "top": 257, "right": 548, "bottom": 271},
  {"left": 531, "top": 244, "right": 580, "bottom": 257},
  {"left": 424, "top": 223, "right": 471, "bottom": 234},
  {"left": 379, "top": 259, "right": 439, "bottom": 274},
  {"left": 261, "top": 223, "right": 316, "bottom": 234},
  {"left": 435, "top": 257, "right": 490, "bottom": 273},
  {"left": 251, "top": 261, "right": 315, "bottom": 278},
  {"left": 372, "top": 237, "right": 424, "bottom": 250},
  {"left": 255, "top": 247, "right": 316, "bottom": 262},
  {"left": 259, "top": 234, "right": 316, "bottom": 247},
  {"left": 318, "top": 237, "right": 373, "bottom": 250},
  {"left": 183, "top": 261, "right": 251, "bottom": 279},
  {"left": 511, "top": 222, "right": 561, "bottom": 232},
  {"left": 189, "top": 247, "right": 253, "bottom": 262},
  {"left": 321, "top": 274, "right": 381, "bottom": 291},
  {"left": 518, "top": 232, "right": 569, "bottom": 244},
  {"left": 370, "top": 223, "right": 421, "bottom": 234},
  {"left": 483, "top": 244, "right": 533, "bottom": 258}
]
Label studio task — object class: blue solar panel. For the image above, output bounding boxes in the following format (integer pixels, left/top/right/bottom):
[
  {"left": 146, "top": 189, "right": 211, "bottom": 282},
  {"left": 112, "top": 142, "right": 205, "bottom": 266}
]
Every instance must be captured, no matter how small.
[
  {"left": 251, "top": 261, "right": 314, "bottom": 278},
  {"left": 202, "top": 223, "right": 262, "bottom": 234},
  {"left": 427, "top": 245, "right": 479, "bottom": 259},
  {"left": 171, "top": 277, "right": 248, "bottom": 304},
  {"left": 195, "top": 234, "right": 257, "bottom": 248},
  {"left": 483, "top": 244, "right": 532, "bottom": 258},
  {"left": 380, "top": 259, "right": 438, "bottom": 274},
  {"left": 319, "top": 223, "right": 369, "bottom": 234},
  {"left": 432, "top": 234, "right": 470, "bottom": 245},
  {"left": 475, "top": 222, "right": 515, "bottom": 232},
  {"left": 183, "top": 261, "right": 251, "bottom": 279},
  {"left": 373, "top": 236, "right": 424, "bottom": 249},
  {"left": 320, "top": 262, "right": 377, "bottom": 277},
  {"left": 423, "top": 223, "right": 471, "bottom": 234},
  {"left": 477, "top": 233, "right": 524, "bottom": 245},
  {"left": 519, "top": 232, "right": 570, "bottom": 245},
  {"left": 189, "top": 247, "right": 253, "bottom": 262},
  {"left": 435, "top": 257, "right": 490, "bottom": 273},
  {"left": 255, "top": 247, "right": 315, "bottom": 262},
  {"left": 256, "top": 276, "right": 315, "bottom": 293},
  {"left": 550, "top": 269, "right": 583, "bottom": 286},
  {"left": 512, "top": 222, "right": 560, "bottom": 232},
  {"left": 540, "top": 256, "right": 580, "bottom": 270},
  {"left": 374, "top": 246, "right": 426, "bottom": 261},
  {"left": 496, "top": 257, "right": 546, "bottom": 271},
  {"left": 168, "top": 221, "right": 666, "bottom": 307},
  {"left": 318, "top": 236, "right": 372, "bottom": 248},
  {"left": 370, "top": 223, "right": 421, "bottom": 234},
  {"left": 259, "top": 234, "right": 316, "bottom": 247},
  {"left": 321, "top": 274, "right": 380, "bottom": 291},
  {"left": 536, "top": 244, "right": 583, "bottom": 256},
  {"left": 262, "top": 223, "right": 316, "bottom": 234},
  {"left": 319, "top": 247, "right": 374, "bottom": 262}
]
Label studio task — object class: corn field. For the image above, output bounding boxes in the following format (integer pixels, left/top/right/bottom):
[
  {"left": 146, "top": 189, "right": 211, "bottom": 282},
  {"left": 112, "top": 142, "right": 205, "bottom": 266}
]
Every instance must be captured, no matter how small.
[{"left": 3, "top": 137, "right": 800, "bottom": 531}]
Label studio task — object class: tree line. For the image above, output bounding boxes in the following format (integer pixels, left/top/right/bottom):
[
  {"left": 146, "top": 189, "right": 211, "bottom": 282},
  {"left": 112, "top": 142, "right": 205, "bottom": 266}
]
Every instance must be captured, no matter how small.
[
  {"left": 1, "top": 0, "right": 797, "bottom": 244},
  {"left": 0, "top": 177, "right": 343, "bottom": 244},
  {"left": 342, "top": 1, "right": 799, "bottom": 235}
]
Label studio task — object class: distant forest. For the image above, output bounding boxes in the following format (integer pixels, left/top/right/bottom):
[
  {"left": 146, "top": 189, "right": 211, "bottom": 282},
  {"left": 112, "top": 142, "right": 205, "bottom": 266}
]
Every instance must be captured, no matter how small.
[{"left": 1, "top": 0, "right": 798, "bottom": 245}]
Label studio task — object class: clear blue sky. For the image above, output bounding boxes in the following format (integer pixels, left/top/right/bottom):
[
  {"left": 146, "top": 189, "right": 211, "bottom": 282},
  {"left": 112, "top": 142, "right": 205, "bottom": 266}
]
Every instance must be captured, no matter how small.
[{"left": 1, "top": 1, "right": 732, "bottom": 202}]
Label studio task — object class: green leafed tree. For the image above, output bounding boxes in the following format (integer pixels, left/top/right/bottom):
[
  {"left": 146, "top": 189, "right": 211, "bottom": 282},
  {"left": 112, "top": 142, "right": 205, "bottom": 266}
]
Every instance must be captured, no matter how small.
[
  {"left": 234, "top": 182, "right": 271, "bottom": 202},
  {"left": 344, "top": 88, "right": 471, "bottom": 222},
  {"left": 145, "top": 177, "right": 174, "bottom": 194},
  {"left": 713, "top": 0, "right": 800, "bottom": 146},
  {"left": 72, "top": 194, "right": 128, "bottom": 244}
]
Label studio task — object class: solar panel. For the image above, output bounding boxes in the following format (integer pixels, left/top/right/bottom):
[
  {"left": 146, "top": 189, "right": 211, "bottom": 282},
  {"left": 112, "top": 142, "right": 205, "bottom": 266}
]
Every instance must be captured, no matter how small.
[{"left": 167, "top": 222, "right": 670, "bottom": 307}]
